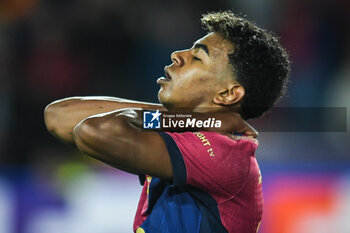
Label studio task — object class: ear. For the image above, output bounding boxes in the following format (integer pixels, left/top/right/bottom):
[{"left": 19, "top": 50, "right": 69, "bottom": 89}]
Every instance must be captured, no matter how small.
[{"left": 213, "top": 84, "right": 245, "bottom": 106}]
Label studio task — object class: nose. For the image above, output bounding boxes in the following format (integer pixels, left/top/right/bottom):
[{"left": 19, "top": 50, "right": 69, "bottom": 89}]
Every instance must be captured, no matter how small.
[{"left": 171, "top": 50, "right": 187, "bottom": 67}]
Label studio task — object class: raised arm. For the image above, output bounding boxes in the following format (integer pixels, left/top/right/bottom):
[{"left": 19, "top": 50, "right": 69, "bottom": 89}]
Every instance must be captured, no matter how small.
[
  {"left": 44, "top": 96, "right": 166, "bottom": 146},
  {"left": 71, "top": 108, "right": 258, "bottom": 179}
]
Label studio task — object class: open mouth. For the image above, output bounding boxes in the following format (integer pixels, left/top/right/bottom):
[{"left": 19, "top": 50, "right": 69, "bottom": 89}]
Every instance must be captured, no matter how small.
[
  {"left": 156, "top": 67, "right": 172, "bottom": 84},
  {"left": 164, "top": 68, "right": 172, "bottom": 81}
]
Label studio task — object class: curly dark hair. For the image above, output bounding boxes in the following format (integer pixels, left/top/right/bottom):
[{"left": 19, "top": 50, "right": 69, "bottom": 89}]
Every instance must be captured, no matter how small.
[{"left": 201, "top": 11, "right": 290, "bottom": 119}]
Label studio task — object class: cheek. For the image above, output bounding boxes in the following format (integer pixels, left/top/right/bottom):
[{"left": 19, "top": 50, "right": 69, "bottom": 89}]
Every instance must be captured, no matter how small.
[
  {"left": 176, "top": 70, "right": 213, "bottom": 89},
  {"left": 177, "top": 79, "right": 218, "bottom": 101}
]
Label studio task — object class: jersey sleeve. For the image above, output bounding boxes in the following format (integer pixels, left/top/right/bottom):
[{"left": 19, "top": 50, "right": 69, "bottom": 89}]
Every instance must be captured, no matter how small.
[{"left": 158, "top": 131, "right": 258, "bottom": 201}]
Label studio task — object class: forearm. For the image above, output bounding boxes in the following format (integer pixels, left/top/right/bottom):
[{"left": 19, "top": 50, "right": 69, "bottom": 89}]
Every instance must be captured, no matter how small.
[{"left": 44, "top": 96, "right": 165, "bottom": 146}]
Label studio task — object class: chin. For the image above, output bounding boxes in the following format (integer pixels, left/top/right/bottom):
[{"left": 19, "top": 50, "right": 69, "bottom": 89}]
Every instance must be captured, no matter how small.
[
  {"left": 158, "top": 89, "right": 169, "bottom": 104},
  {"left": 158, "top": 92, "right": 175, "bottom": 110}
]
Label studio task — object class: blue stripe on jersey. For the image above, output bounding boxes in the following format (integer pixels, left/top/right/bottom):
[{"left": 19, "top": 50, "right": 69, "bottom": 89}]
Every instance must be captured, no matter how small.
[
  {"left": 159, "top": 132, "right": 187, "bottom": 185},
  {"left": 139, "top": 180, "right": 228, "bottom": 233},
  {"left": 140, "top": 183, "right": 202, "bottom": 233},
  {"left": 189, "top": 188, "right": 228, "bottom": 233}
]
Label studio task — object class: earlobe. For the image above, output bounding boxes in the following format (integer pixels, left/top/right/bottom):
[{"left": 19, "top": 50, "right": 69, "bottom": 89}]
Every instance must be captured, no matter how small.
[{"left": 213, "top": 84, "right": 245, "bottom": 106}]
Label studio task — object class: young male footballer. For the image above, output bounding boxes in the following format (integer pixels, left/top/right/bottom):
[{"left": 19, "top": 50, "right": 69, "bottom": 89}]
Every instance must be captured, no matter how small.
[{"left": 45, "top": 11, "right": 290, "bottom": 233}]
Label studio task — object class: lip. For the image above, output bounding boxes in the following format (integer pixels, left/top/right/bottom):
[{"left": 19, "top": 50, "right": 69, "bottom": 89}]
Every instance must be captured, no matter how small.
[
  {"left": 156, "top": 67, "right": 172, "bottom": 84},
  {"left": 164, "top": 67, "right": 172, "bottom": 80}
]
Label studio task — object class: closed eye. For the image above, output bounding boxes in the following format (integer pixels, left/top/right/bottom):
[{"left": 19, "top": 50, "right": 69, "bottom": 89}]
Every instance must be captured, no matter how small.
[{"left": 193, "top": 56, "right": 201, "bottom": 61}]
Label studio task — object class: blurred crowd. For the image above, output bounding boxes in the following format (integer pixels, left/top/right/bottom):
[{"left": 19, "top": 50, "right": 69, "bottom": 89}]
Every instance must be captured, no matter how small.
[{"left": 0, "top": 0, "right": 349, "bottom": 232}]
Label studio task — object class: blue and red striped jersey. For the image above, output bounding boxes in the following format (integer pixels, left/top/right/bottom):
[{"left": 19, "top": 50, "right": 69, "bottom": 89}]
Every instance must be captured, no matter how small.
[{"left": 133, "top": 131, "right": 263, "bottom": 233}]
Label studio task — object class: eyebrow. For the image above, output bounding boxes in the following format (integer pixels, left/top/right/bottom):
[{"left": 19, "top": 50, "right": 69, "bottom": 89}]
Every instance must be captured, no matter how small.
[{"left": 193, "top": 43, "right": 210, "bottom": 57}]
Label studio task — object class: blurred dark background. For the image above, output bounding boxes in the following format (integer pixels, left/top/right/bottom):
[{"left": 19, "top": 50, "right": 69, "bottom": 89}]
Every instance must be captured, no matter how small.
[{"left": 0, "top": 0, "right": 349, "bottom": 233}]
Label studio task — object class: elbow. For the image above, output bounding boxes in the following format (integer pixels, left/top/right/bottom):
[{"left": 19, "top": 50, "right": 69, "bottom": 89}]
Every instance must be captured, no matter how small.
[
  {"left": 44, "top": 97, "right": 80, "bottom": 134},
  {"left": 72, "top": 116, "right": 113, "bottom": 153},
  {"left": 73, "top": 114, "right": 130, "bottom": 159}
]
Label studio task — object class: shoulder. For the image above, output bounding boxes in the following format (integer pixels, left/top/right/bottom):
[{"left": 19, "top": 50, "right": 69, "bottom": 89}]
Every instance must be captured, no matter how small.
[
  {"left": 160, "top": 131, "right": 258, "bottom": 179},
  {"left": 161, "top": 131, "right": 259, "bottom": 199}
]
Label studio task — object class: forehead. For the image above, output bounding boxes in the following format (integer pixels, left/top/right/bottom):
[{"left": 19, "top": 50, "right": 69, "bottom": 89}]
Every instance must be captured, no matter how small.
[{"left": 195, "top": 32, "right": 235, "bottom": 57}]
